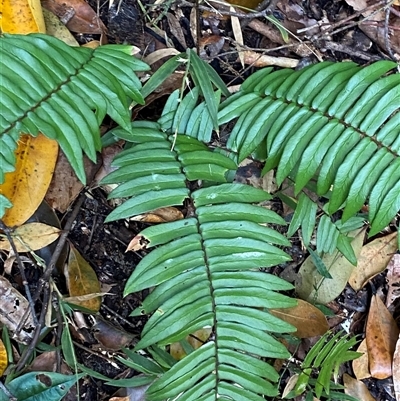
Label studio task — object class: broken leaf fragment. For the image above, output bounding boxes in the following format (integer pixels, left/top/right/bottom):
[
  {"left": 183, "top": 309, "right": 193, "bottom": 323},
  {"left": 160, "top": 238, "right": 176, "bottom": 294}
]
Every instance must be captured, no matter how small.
[
  {"left": 343, "top": 373, "right": 375, "bottom": 401},
  {"left": 0, "top": 339, "right": 8, "bottom": 376},
  {"left": 64, "top": 243, "right": 101, "bottom": 313}
]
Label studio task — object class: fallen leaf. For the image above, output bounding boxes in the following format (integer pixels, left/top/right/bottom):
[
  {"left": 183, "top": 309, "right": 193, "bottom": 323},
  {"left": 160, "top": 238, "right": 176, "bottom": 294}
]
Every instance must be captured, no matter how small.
[
  {"left": 92, "top": 318, "right": 134, "bottom": 351},
  {"left": 349, "top": 232, "right": 398, "bottom": 291},
  {"left": 296, "top": 228, "right": 365, "bottom": 304},
  {"left": 130, "top": 207, "right": 184, "bottom": 223},
  {"left": 366, "top": 295, "right": 399, "bottom": 379},
  {"left": 45, "top": 151, "right": 101, "bottom": 213},
  {"left": 394, "top": 334, "right": 400, "bottom": 401},
  {"left": 0, "top": 0, "right": 46, "bottom": 33},
  {"left": 43, "top": 8, "right": 79, "bottom": 46},
  {"left": 0, "top": 134, "right": 58, "bottom": 226},
  {"left": 343, "top": 373, "right": 375, "bottom": 401},
  {"left": 42, "top": 0, "right": 106, "bottom": 34},
  {"left": 170, "top": 328, "right": 212, "bottom": 360},
  {"left": 0, "top": 338, "right": 8, "bottom": 376},
  {"left": 353, "top": 339, "right": 371, "bottom": 380},
  {"left": 386, "top": 254, "right": 400, "bottom": 311},
  {"left": 0, "top": 222, "right": 61, "bottom": 252},
  {"left": 269, "top": 299, "right": 329, "bottom": 338},
  {"left": 64, "top": 243, "right": 101, "bottom": 313},
  {"left": 28, "top": 351, "right": 70, "bottom": 374},
  {"left": 392, "top": 335, "right": 400, "bottom": 401},
  {"left": 0, "top": 276, "right": 35, "bottom": 344}
]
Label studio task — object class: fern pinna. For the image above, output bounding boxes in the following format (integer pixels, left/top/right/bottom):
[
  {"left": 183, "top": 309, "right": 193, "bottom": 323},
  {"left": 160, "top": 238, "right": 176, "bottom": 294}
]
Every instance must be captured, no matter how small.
[
  {"left": 0, "top": 33, "right": 149, "bottom": 215},
  {"left": 161, "top": 61, "right": 400, "bottom": 236},
  {"left": 103, "top": 121, "right": 297, "bottom": 400}
]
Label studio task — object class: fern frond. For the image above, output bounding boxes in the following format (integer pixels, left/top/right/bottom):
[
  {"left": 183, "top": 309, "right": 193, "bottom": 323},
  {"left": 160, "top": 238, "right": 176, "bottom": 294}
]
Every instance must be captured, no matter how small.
[
  {"left": 218, "top": 61, "right": 400, "bottom": 235},
  {"left": 103, "top": 123, "right": 297, "bottom": 400},
  {"left": 0, "top": 33, "right": 149, "bottom": 186}
]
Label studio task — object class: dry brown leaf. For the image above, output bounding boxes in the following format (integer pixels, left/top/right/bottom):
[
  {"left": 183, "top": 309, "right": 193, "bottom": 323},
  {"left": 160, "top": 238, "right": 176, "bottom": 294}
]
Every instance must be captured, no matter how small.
[
  {"left": 353, "top": 339, "right": 371, "bottom": 380},
  {"left": 65, "top": 243, "right": 101, "bottom": 312},
  {"left": 343, "top": 373, "right": 376, "bottom": 400},
  {"left": 92, "top": 318, "right": 134, "bottom": 351},
  {"left": 386, "top": 254, "right": 400, "bottom": 310},
  {"left": 130, "top": 207, "right": 184, "bottom": 223},
  {"left": 42, "top": 0, "right": 106, "bottom": 34},
  {"left": 0, "top": 276, "right": 35, "bottom": 344},
  {"left": 28, "top": 351, "right": 70, "bottom": 374},
  {"left": 45, "top": 151, "right": 101, "bottom": 213},
  {"left": 0, "top": 222, "right": 61, "bottom": 252},
  {"left": 394, "top": 334, "right": 400, "bottom": 401},
  {"left": 349, "top": 232, "right": 398, "bottom": 291},
  {"left": 243, "top": 50, "right": 299, "bottom": 68},
  {"left": 269, "top": 299, "right": 329, "bottom": 338},
  {"left": 366, "top": 294, "right": 399, "bottom": 379}
]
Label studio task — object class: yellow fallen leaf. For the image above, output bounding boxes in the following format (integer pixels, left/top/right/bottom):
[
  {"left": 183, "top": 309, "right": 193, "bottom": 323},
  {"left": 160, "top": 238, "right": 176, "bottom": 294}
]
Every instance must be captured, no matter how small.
[
  {"left": 270, "top": 299, "right": 329, "bottom": 338},
  {"left": 349, "top": 232, "right": 398, "bottom": 291},
  {"left": 0, "top": 134, "right": 58, "bottom": 227},
  {"left": 366, "top": 295, "right": 399, "bottom": 379},
  {"left": 0, "top": 338, "right": 8, "bottom": 376},
  {"left": 343, "top": 373, "right": 375, "bottom": 401},
  {"left": 0, "top": 0, "right": 46, "bottom": 33},
  {"left": 65, "top": 243, "right": 101, "bottom": 313},
  {"left": 0, "top": 222, "right": 60, "bottom": 252},
  {"left": 43, "top": 8, "right": 79, "bottom": 46}
]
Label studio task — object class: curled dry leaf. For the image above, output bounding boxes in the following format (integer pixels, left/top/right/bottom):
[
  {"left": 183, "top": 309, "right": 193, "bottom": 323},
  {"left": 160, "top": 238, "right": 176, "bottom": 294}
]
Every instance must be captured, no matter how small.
[
  {"left": 366, "top": 295, "right": 399, "bottom": 379},
  {"left": 343, "top": 373, "right": 375, "bottom": 401},
  {"left": 0, "top": 222, "right": 61, "bottom": 252},
  {"left": 353, "top": 339, "right": 371, "bottom": 380},
  {"left": 269, "top": 299, "right": 329, "bottom": 338},
  {"left": 65, "top": 243, "right": 101, "bottom": 313},
  {"left": 0, "top": 276, "right": 35, "bottom": 344},
  {"left": 349, "top": 231, "right": 398, "bottom": 291}
]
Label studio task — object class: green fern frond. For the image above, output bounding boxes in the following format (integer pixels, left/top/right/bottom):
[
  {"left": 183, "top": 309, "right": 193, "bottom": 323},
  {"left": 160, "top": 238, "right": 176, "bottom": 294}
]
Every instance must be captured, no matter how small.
[
  {"left": 0, "top": 33, "right": 149, "bottom": 188},
  {"left": 103, "top": 122, "right": 297, "bottom": 400},
  {"left": 217, "top": 61, "right": 400, "bottom": 235}
]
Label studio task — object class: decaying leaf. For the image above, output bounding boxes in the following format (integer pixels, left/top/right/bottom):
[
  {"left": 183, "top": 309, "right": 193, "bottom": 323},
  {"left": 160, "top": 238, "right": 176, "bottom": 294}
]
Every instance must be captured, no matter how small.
[
  {"left": 349, "top": 232, "right": 398, "bottom": 291},
  {"left": 343, "top": 373, "right": 375, "bottom": 401},
  {"left": 0, "top": 276, "right": 35, "bottom": 344},
  {"left": 394, "top": 334, "right": 400, "bottom": 401},
  {"left": 0, "top": 222, "right": 61, "bottom": 252},
  {"left": 386, "top": 254, "right": 400, "bottom": 311},
  {"left": 64, "top": 243, "right": 101, "bottom": 313},
  {"left": 0, "top": 338, "right": 8, "bottom": 376},
  {"left": 43, "top": 8, "right": 79, "bottom": 46},
  {"left": 296, "top": 228, "right": 365, "bottom": 304},
  {"left": 353, "top": 339, "right": 371, "bottom": 380},
  {"left": 269, "top": 299, "right": 329, "bottom": 338},
  {"left": 366, "top": 295, "right": 399, "bottom": 379},
  {"left": 0, "top": 134, "right": 58, "bottom": 226}
]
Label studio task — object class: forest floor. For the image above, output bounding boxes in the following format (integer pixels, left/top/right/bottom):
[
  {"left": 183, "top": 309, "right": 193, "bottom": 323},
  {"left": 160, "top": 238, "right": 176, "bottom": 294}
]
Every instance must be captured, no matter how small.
[{"left": 1, "top": 0, "right": 399, "bottom": 400}]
